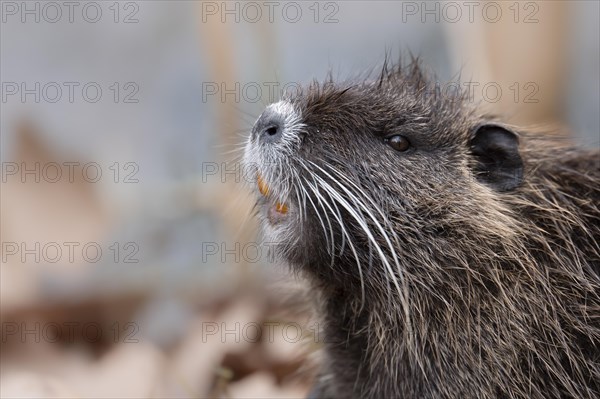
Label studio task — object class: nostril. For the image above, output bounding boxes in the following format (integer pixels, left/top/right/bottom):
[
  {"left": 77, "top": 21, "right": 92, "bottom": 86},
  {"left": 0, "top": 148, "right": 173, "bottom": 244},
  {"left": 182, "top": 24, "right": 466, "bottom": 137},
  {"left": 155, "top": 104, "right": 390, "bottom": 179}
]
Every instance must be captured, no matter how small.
[
  {"left": 265, "top": 126, "right": 278, "bottom": 136},
  {"left": 259, "top": 122, "right": 283, "bottom": 143},
  {"left": 252, "top": 108, "right": 285, "bottom": 143}
]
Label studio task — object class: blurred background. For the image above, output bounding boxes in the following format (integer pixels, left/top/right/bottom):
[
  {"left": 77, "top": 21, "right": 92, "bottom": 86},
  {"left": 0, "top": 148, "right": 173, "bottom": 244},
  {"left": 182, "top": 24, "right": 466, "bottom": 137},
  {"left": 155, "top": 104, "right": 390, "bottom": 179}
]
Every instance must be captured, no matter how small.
[{"left": 1, "top": 1, "right": 598, "bottom": 397}]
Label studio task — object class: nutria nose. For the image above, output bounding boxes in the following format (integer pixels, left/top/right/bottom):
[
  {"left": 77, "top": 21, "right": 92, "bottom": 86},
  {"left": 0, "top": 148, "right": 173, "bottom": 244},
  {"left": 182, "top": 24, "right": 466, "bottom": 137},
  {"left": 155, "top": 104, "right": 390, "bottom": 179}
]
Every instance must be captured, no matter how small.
[{"left": 253, "top": 108, "right": 284, "bottom": 144}]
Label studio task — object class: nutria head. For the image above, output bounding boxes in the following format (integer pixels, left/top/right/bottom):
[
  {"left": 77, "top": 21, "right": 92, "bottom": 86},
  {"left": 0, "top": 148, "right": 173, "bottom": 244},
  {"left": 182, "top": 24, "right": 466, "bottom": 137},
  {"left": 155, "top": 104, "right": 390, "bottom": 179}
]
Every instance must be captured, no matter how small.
[{"left": 244, "top": 61, "right": 523, "bottom": 293}]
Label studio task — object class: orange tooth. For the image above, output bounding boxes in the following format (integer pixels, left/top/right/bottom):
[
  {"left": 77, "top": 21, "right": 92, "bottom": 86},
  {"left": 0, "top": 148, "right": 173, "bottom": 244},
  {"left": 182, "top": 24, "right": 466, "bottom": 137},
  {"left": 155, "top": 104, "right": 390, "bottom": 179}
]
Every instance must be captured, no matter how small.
[
  {"left": 275, "top": 202, "right": 288, "bottom": 214},
  {"left": 257, "top": 174, "right": 269, "bottom": 196}
]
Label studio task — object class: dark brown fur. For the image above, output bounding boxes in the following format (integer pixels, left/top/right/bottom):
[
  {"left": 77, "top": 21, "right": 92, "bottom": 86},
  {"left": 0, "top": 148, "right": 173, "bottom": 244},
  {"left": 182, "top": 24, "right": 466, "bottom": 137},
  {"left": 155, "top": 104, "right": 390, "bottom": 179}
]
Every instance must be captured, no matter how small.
[{"left": 245, "top": 60, "right": 600, "bottom": 398}]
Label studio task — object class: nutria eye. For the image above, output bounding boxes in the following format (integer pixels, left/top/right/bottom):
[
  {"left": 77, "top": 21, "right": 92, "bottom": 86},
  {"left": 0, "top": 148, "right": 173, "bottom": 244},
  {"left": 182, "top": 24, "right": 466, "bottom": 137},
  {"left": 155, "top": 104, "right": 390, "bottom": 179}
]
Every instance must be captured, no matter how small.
[{"left": 385, "top": 135, "right": 410, "bottom": 152}]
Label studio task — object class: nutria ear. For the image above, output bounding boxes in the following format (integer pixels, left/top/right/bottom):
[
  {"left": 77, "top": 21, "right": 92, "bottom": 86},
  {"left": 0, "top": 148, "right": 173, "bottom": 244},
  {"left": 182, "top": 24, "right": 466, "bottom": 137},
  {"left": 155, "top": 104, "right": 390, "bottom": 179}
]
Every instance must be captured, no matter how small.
[{"left": 470, "top": 124, "right": 523, "bottom": 191}]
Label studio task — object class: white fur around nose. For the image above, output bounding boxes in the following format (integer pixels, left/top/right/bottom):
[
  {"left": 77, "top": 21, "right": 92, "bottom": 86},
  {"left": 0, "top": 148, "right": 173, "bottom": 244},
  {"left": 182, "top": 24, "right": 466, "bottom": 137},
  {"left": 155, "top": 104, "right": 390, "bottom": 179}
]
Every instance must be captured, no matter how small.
[
  {"left": 263, "top": 101, "right": 304, "bottom": 152},
  {"left": 267, "top": 101, "right": 297, "bottom": 126}
]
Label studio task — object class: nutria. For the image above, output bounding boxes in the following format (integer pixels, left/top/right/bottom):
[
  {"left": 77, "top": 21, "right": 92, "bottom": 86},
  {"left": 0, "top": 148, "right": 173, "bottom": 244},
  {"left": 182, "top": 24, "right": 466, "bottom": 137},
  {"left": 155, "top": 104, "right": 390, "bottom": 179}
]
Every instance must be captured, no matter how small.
[{"left": 242, "top": 60, "right": 600, "bottom": 398}]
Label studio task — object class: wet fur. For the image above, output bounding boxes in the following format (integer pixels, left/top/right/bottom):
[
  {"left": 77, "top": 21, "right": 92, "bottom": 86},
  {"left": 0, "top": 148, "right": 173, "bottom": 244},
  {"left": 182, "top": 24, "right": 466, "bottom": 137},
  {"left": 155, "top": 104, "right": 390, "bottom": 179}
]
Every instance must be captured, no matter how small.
[{"left": 246, "top": 60, "right": 600, "bottom": 398}]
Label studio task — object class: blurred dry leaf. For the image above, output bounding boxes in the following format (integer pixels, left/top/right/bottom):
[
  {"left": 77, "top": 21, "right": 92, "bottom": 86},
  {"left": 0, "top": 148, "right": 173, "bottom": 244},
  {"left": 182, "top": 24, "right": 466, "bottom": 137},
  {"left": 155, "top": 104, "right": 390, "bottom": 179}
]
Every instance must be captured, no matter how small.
[
  {"left": 1, "top": 121, "right": 112, "bottom": 313},
  {"left": 0, "top": 372, "right": 77, "bottom": 398},
  {"left": 227, "top": 372, "right": 308, "bottom": 399}
]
